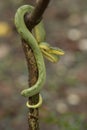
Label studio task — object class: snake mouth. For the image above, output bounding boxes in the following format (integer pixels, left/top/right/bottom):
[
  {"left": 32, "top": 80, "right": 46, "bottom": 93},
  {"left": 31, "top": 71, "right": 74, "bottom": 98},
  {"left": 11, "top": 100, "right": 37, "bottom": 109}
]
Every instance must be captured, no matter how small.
[
  {"left": 41, "top": 49, "right": 60, "bottom": 63},
  {"left": 39, "top": 42, "right": 64, "bottom": 62}
]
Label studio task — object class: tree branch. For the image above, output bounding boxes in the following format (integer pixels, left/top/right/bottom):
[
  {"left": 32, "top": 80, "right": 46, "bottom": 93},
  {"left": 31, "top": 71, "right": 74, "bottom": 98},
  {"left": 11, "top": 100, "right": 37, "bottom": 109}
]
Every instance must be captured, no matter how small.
[
  {"left": 25, "top": 0, "right": 50, "bottom": 31},
  {"left": 21, "top": 0, "right": 50, "bottom": 130}
]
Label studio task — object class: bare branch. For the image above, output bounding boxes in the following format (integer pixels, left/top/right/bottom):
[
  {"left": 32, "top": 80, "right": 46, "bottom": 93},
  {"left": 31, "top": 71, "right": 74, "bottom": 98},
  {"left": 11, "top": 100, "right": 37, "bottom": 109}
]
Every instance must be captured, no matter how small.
[
  {"left": 22, "top": 0, "right": 50, "bottom": 130},
  {"left": 25, "top": 0, "right": 50, "bottom": 31}
]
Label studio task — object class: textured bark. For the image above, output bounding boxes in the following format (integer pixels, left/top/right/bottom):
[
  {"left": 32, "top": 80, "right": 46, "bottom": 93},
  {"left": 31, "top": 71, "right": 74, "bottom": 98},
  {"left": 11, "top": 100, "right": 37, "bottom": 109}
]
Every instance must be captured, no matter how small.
[
  {"left": 22, "top": 39, "right": 39, "bottom": 130},
  {"left": 21, "top": 0, "right": 50, "bottom": 130}
]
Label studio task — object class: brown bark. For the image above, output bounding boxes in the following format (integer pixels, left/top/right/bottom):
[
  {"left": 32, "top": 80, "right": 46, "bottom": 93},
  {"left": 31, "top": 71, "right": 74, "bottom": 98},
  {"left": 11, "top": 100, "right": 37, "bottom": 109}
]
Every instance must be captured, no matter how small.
[{"left": 21, "top": 0, "right": 50, "bottom": 129}]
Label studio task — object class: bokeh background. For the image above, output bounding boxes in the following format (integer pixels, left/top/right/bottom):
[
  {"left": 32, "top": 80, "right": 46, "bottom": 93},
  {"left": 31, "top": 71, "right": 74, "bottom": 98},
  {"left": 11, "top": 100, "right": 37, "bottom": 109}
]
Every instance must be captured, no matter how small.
[{"left": 0, "top": 0, "right": 87, "bottom": 130}]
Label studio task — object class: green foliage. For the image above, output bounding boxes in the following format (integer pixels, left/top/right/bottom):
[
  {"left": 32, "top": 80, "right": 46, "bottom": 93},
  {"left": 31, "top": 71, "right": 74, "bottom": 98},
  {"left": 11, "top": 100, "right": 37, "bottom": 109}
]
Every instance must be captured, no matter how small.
[
  {"left": 58, "top": 113, "right": 86, "bottom": 130},
  {"left": 44, "top": 112, "right": 87, "bottom": 130}
]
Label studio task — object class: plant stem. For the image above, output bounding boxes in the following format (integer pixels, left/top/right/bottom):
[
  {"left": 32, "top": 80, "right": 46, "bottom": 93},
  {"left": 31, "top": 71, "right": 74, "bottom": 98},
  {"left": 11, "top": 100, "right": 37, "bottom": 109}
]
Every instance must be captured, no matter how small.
[
  {"left": 22, "top": 0, "right": 50, "bottom": 130},
  {"left": 25, "top": 0, "right": 50, "bottom": 31}
]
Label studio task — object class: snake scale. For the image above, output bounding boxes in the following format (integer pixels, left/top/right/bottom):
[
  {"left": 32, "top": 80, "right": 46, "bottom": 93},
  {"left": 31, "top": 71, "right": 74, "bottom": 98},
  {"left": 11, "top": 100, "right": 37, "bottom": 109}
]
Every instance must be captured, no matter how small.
[{"left": 14, "top": 5, "right": 64, "bottom": 108}]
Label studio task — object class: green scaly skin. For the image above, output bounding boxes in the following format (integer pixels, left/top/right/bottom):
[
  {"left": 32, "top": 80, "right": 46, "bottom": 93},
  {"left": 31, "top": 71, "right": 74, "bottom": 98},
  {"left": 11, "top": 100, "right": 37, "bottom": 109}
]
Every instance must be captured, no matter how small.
[
  {"left": 15, "top": 5, "right": 64, "bottom": 108},
  {"left": 15, "top": 5, "right": 46, "bottom": 97}
]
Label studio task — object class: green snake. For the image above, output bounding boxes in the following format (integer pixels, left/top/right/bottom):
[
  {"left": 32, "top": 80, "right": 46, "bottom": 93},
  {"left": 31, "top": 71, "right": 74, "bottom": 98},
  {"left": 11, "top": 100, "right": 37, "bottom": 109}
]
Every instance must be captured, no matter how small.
[{"left": 14, "top": 5, "right": 64, "bottom": 108}]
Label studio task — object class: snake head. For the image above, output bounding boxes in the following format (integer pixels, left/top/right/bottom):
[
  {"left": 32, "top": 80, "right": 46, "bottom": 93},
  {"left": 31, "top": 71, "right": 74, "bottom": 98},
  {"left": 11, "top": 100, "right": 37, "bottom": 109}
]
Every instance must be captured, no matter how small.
[{"left": 39, "top": 42, "right": 64, "bottom": 63}]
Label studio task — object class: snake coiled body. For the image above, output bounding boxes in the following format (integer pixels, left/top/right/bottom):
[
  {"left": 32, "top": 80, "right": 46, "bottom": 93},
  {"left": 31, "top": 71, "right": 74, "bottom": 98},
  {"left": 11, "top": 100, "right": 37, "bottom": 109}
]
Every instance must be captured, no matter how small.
[
  {"left": 15, "top": 5, "right": 64, "bottom": 108},
  {"left": 15, "top": 5, "right": 46, "bottom": 97}
]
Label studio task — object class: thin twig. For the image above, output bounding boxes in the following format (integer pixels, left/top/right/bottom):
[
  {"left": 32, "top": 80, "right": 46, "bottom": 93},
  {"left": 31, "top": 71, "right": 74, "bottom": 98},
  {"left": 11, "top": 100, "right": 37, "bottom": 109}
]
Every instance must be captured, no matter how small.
[
  {"left": 25, "top": 0, "right": 50, "bottom": 31},
  {"left": 22, "top": 0, "right": 50, "bottom": 130}
]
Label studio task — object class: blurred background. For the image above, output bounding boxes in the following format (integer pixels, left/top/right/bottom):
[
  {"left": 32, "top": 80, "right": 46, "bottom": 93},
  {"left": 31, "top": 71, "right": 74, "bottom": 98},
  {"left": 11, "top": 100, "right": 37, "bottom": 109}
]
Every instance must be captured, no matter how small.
[{"left": 0, "top": 0, "right": 87, "bottom": 130}]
